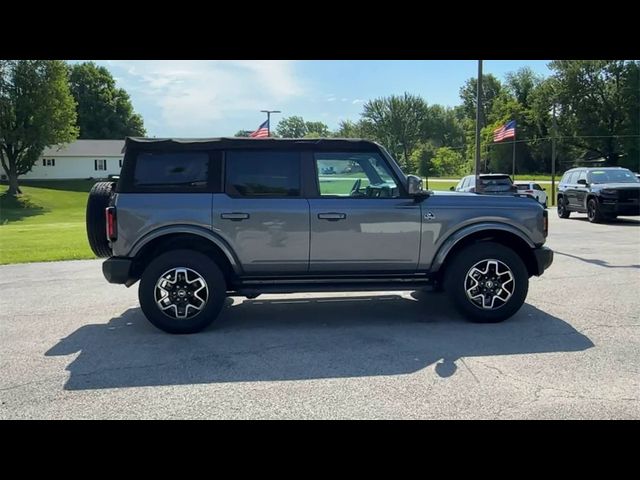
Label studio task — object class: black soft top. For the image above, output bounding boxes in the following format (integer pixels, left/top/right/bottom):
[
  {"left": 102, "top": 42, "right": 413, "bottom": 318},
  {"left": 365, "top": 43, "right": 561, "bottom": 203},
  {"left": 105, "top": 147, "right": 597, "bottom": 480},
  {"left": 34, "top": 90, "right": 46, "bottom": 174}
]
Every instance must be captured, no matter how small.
[{"left": 124, "top": 137, "right": 381, "bottom": 152}]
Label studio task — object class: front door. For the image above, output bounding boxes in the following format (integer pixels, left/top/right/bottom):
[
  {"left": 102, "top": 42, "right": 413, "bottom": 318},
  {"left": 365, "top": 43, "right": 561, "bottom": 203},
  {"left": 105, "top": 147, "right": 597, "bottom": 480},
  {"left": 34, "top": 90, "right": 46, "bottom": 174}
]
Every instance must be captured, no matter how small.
[
  {"left": 308, "top": 151, "right": 421, "bottom": 273},
  {"left": 213, "top": 150, "right": 309, "bottom": 274}
]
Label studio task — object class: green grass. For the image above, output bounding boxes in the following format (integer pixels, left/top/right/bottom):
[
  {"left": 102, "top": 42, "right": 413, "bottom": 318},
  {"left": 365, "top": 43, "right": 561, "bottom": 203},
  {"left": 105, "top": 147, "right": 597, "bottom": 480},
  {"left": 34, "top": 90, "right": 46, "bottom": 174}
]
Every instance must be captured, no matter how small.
[{"left": 0, "top": 180, "right": 96, "bottom": 265}]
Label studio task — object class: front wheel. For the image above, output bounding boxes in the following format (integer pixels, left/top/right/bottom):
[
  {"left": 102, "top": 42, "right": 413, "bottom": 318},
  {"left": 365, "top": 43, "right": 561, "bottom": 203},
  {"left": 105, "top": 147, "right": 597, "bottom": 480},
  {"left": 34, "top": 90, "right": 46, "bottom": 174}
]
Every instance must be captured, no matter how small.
[
  {"left": 444, "top": 242, "right": 529, "bottom": 323},
  {"left": 139, "top": 250, "right": 227, "bottom": 334},
  {"left": 557, "top": 196, "right": 570, "bottom": 218},
  {"left": 587, "top": 198, "right": 605, "bottom": 223}
]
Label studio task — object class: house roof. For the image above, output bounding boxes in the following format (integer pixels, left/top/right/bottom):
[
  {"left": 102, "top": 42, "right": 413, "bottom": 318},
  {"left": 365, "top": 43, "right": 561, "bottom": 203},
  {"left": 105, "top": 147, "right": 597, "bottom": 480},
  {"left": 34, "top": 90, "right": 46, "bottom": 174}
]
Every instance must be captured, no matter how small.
[{"left": 42, "top": 139, "right": 125, "bottom": 157}]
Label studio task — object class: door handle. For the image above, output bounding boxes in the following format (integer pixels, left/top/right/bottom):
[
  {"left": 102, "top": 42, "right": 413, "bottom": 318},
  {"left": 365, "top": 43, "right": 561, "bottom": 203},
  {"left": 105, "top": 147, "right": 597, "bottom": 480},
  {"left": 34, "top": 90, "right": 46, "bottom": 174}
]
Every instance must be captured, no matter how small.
[
  {"left": 318, "top": 212, "right": 346, "bottom": 221},
  {"left": 221, "top": 212, "right": 250, "bottom": 221}
]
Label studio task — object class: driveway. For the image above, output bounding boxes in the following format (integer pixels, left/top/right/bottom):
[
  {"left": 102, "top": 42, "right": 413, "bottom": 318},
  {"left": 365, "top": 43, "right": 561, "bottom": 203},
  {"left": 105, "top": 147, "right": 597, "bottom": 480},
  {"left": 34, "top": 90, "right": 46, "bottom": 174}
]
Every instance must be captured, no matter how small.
[{"left": 1, "top": 212, "right": 639, "bottom": 419}]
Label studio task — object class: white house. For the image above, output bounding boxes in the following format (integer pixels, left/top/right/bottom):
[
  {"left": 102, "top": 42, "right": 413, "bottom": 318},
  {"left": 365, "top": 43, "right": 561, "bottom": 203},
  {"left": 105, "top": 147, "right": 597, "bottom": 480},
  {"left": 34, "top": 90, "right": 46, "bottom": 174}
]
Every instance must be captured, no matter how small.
[{"left": 1, "top": 139, "right": 125, "bottom": 180}]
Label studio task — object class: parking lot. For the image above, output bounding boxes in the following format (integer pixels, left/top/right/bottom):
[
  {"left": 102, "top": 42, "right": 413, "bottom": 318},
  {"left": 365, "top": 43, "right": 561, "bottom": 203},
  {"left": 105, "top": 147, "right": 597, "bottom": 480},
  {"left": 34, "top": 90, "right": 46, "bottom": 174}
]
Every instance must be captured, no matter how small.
[{"left": 1, "top": 211, "right": 639, "bottom": 419}]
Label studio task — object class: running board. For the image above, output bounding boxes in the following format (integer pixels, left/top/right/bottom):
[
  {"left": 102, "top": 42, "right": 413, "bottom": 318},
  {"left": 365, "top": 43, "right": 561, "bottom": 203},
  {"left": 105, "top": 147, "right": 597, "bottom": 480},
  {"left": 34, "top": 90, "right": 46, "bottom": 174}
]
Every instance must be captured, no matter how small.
[{"left": 228, "top": 279, "right": 433, "bottom": 297}]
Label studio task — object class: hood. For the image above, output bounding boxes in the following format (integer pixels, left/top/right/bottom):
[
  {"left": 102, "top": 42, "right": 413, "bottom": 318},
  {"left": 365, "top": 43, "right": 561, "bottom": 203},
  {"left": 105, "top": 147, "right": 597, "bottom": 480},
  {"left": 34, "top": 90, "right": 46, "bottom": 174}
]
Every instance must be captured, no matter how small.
[{"left": 592, "top": 183, "right": 640, "bottom": 189}]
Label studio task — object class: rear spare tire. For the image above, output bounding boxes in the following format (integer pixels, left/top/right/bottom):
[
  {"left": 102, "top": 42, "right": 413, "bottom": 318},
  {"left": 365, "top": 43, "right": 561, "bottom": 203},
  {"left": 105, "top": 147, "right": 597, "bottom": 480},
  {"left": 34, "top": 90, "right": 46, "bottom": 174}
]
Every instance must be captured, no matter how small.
[{"left": 86, "top": 181, "right": 115, "bottom": 258}]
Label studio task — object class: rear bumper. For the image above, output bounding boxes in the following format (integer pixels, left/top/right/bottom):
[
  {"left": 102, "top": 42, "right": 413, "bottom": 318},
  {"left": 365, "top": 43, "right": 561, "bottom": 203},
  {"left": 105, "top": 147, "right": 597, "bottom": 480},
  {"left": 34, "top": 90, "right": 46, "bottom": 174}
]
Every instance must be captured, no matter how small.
[
  {"left": 533, "top": 246, "right": 554, "bottom": 276},
  {"left": 102, "top": 257, "right": 134, "bottom": 284}
]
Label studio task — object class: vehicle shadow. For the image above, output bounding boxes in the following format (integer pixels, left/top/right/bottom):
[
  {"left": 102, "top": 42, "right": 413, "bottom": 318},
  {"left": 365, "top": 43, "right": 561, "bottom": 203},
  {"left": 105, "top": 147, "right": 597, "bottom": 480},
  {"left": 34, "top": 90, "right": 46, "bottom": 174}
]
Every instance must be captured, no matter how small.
[
  {"left": 555, "top": 251, "right": 640, "bottom": 269},
  {"left": 569, "top": 216, "right": 640, "bottom": 226},
  {"left": 46, "top": 292, "right": 593, "bottom": 391}
]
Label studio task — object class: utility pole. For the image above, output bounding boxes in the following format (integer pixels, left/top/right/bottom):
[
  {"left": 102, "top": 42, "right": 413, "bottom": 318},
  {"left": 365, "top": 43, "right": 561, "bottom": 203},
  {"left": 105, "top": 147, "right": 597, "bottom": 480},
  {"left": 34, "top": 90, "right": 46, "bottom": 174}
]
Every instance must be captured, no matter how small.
[
  {"left": 260, "top": 110, "right": 281, "bottom": 137},
  {"left": 475, "top": 60, "right": 483, "bottom": 192},
  {"left": 551, "top": 103, "right": 558, "bottom": 205}
]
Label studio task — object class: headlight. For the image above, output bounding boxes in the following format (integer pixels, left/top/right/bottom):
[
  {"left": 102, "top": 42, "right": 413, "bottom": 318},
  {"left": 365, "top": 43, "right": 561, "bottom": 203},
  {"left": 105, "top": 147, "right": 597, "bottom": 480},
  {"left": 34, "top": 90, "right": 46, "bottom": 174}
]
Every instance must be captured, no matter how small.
[{"left": 601, "top": 189, "right": 618, "bottom": 196}]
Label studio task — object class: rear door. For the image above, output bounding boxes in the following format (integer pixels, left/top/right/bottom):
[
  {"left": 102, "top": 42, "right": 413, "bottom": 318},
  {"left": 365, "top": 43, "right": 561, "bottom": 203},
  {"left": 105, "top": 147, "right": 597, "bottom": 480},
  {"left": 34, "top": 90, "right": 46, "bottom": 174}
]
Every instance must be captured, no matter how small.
[
  {"left": 213, "top": 150, "right": 310, "bottom": 274},
  {"left": 307, "top": 151, "right": 421, "bottom": 273}
]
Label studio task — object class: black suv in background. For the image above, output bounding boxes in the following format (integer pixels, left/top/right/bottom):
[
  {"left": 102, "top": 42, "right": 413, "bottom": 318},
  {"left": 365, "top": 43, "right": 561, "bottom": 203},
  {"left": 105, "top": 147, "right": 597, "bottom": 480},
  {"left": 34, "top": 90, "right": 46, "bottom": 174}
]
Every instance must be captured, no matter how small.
[{"left": 557, "top": 167, "right": 640, "bottom": 223}]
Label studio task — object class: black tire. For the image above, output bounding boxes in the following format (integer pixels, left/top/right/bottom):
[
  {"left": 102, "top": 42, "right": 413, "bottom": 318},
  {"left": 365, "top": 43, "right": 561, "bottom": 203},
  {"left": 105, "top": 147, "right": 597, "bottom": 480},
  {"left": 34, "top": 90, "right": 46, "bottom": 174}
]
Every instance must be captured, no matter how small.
[
  {"left": 587, "top": 198, "right": 605, "bottom": 223},
  {"left": 557, "top": 196, "right": 570, "bottom": 218},
  {"left": 139, "top": 249, "right": 227, "bottom": 334},
  {"left": 86, "top": 181, "right": 115, "bottom": 258},
  {"left": 443, "top": 242, "right": 529, "bottom": 323}
]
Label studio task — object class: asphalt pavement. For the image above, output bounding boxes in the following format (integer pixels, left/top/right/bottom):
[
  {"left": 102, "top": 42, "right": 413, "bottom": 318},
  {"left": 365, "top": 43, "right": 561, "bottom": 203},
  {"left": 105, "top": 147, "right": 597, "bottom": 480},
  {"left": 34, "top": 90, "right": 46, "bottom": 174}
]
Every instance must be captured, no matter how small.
[{"left": 1, "top": 211, "right": 639, "bottom": 419}]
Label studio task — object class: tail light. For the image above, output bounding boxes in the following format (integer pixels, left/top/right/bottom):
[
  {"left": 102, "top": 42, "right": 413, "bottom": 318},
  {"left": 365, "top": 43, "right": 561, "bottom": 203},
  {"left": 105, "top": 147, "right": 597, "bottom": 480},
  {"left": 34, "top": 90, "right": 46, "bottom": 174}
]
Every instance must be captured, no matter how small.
[
  {"left": 106, "top": 207, "right": 117, "bottom": 241},
  {"left": 543, "top": 209, "right": 548, "bottom": 237},
  {"left": 525, "top": 190, "right": 534, "bottom": 193}
]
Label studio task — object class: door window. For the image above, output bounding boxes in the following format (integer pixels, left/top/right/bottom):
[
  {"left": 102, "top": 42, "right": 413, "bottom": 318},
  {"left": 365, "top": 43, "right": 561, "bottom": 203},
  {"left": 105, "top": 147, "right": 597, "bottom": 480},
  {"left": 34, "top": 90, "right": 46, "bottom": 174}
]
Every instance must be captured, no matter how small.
[
  {"left": 226, "top": 151, "right": 301, "bottom": 197},
  {"left": 314, "top": 152, "right": 400, "bottom": 198}
]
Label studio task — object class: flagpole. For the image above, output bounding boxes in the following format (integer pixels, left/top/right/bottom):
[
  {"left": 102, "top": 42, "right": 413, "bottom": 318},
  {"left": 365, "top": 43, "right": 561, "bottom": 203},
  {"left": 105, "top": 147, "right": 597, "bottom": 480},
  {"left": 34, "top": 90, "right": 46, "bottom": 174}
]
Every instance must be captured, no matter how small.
[
  {"left": 260, "top": 110, "right": 281, "bottom": 137},
  {"left": 512, "top": 129, "right": 516, "bottom": 177}
]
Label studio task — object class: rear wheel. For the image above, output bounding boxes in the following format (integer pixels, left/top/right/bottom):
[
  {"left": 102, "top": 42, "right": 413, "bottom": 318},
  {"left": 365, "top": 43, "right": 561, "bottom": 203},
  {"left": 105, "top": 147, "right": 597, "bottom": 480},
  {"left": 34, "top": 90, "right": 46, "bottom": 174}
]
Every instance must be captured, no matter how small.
[
  {"left": 139, "top": 250, "right": 227, "bottom": 334},
  {"left": 557, "top": 196, "right": 570, "bottom": 218},
  {"left": 444, "top": 242, "right": 529, "bottom": 323},
  {"left": 86, "top": 181, "right": 115, "bottom": 257}
]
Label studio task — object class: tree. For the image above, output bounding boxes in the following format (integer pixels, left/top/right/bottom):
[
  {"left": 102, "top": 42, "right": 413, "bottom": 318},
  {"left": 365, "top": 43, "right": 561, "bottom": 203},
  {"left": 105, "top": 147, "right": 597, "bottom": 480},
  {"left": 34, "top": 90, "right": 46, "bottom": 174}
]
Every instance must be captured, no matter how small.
[
  {"left": 0, "top": 60, "right": 78, "bottom": 195},
  {"left": 69, "top": 61, "right": 145, "bottom": 139},
  {"left": 234, "top": 130, "right": 253, "bottom": 137},
  {"left": 333, "top": 119, "right": 374, "bottom": 139},
  {"left": 276, "top": 116, "right": 307, "bottom": 138},
  {"left": 304, "top": 121, "right": 330, "bottom": 138},
  {"left": 360, "top": 93, "right": 430, "bottom": 172},
  {"left": 459, "top": 74, "right": 504, "bottom": 122},
  {"left": 410, "top": 142, "right": 438, "bottom": 177},
  {"left": 430, "top": 147, "right": 466, "bottom": 177},
  {"left": 276, "top": 116, "right": 330, "bottom": 138},
  {"left": 549, "top": 60, "right": 640, "bottom": 166}
]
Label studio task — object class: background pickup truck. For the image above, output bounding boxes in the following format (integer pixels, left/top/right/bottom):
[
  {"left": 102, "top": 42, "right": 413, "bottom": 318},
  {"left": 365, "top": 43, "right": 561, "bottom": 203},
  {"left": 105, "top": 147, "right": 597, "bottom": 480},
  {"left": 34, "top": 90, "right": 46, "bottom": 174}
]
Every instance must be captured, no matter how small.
[{"left": 86, "top": 137, "right": 553, "bottom": 334}]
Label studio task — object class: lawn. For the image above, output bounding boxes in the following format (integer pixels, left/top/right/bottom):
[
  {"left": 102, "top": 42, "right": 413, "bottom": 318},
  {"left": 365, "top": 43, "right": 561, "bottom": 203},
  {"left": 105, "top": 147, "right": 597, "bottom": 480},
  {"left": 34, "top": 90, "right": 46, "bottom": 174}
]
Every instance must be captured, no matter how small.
[{"left": 0, "top": 180, "right": 96, "bottom": 265}]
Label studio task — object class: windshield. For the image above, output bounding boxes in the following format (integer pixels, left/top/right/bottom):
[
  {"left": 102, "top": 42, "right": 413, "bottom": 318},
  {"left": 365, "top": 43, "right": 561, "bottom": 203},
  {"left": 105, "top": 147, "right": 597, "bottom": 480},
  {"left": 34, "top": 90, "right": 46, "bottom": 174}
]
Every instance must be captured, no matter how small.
[{"left": 588, "top": 169, "right": 639, "bottom": 184}]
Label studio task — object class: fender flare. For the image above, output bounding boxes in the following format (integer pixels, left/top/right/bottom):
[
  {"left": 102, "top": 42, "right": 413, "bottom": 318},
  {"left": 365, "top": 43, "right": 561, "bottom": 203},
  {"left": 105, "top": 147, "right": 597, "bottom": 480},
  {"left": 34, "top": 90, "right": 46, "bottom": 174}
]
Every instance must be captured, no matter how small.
[
  {"left": 128, "top": 225, "right": 242, "bottom": 275},
  {"left": 430, "top": 222, "right": 536, "bottom": 273}
]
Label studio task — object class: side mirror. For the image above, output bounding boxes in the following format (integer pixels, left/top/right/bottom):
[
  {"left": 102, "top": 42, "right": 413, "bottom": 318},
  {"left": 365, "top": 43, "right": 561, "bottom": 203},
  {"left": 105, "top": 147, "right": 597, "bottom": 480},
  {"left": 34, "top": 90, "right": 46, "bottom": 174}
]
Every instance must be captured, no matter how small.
[
  {"left": 449, "top": 186, "right": 455, "bottom": 191},
  {"left": 577, "top": 179, "right": 588, "bottom": 186},
  {"left": 407, "top": 175, "right": 424, "bottom": 195}
]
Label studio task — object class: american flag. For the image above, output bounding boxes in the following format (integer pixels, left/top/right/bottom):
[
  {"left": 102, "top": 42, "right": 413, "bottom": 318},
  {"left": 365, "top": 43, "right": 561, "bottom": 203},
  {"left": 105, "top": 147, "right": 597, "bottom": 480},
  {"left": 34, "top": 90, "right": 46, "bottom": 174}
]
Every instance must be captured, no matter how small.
[
  {"left": 249, "top": 119, "right": 269, "bottom": 138},
  {"left": 493, "top": 120, "right": 516, "bottom": 142}
]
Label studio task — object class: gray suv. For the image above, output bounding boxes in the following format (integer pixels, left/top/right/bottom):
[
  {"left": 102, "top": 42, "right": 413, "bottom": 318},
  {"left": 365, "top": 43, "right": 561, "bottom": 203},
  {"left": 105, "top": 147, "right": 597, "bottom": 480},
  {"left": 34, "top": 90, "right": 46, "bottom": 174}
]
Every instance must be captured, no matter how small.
[{"left": 86, "top": 137, "right": 553, "bottom": 334}]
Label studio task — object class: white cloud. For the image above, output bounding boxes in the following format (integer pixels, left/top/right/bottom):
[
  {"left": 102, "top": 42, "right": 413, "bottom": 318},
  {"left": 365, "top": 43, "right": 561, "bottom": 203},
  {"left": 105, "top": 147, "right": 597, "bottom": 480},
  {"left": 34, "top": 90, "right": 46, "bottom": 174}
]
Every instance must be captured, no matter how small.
[
  {"left": 105, "top": 60, "right": 304, "bottom": 134},
  {"left": 352, "top": 99, "right": 363, "bottom": 104},
  {"left": 341, "top": 98, "right": 348, "bottom": 102}
]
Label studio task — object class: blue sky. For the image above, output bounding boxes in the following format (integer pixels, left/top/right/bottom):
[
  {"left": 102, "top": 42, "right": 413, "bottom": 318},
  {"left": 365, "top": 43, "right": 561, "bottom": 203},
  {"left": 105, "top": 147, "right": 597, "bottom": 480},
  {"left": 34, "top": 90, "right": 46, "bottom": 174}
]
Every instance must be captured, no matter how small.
[{"left": 89, "top": 60, "right": 551, "bottom": 137}]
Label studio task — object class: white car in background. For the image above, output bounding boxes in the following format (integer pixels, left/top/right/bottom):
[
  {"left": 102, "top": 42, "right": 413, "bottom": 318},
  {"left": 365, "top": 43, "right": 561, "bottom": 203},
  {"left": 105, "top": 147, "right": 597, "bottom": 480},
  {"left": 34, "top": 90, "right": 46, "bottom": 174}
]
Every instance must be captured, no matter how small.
[{"left": 515, "top": 182, "right": 548, "bottom": 208}]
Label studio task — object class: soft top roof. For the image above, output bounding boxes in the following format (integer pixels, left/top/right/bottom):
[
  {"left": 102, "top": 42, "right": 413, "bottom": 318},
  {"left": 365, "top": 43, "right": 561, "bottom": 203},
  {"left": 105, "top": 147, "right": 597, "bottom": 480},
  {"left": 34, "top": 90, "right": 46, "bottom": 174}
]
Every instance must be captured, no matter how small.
[{"left": 124, "top": 137, "right": 381, "bottom": 152}]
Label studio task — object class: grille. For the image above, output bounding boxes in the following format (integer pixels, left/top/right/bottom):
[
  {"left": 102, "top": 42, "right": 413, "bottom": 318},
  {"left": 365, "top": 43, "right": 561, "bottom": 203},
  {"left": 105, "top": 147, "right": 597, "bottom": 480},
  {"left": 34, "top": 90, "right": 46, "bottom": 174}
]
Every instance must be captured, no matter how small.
[{"left": 618, "top": 189, "right": 640, "bottom": 202}]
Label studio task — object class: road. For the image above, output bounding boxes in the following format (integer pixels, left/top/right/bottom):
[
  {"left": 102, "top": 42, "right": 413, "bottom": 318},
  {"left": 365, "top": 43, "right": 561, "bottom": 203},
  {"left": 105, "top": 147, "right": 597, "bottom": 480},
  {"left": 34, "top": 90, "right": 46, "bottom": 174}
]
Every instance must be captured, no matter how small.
[{"left": 1, "top": 212, "right": 639, "bottom": 419}]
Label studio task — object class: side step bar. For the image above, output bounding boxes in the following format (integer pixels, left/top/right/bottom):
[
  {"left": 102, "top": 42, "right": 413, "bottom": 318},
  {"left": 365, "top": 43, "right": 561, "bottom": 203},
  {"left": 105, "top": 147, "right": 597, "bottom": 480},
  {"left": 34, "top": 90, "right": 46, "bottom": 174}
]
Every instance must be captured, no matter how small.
[{"left": 228, "top": 279, "right": 434, "bottom": 297}]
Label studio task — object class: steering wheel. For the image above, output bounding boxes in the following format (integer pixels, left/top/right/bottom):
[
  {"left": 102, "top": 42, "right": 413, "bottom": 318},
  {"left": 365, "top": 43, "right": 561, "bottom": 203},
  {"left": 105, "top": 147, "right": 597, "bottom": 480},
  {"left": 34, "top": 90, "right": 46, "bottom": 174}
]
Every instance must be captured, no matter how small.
[{"left": 350, "top": 178, "right": 362, "bottom": 196}]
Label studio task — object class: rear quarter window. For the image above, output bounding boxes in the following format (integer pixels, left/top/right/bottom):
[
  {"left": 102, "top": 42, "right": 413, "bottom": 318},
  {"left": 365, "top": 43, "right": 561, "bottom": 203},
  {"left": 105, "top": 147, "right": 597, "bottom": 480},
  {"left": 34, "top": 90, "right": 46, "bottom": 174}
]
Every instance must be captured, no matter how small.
[{"left": 134, "top": 152, "right": 209, "bottom": 188}]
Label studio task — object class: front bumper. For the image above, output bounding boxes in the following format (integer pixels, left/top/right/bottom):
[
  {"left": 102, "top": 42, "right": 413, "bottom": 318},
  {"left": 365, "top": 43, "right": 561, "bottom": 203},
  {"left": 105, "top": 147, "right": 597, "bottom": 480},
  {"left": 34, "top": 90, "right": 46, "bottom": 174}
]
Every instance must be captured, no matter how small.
[
  {"left": 533, "top": 246, "right": 554, "bottom": 276},
  {"left": 599, "top": 200, "right": 640, "bottom": 216},
  {"left": 102, "top": 257, "right": 134, "bottom": 284}
]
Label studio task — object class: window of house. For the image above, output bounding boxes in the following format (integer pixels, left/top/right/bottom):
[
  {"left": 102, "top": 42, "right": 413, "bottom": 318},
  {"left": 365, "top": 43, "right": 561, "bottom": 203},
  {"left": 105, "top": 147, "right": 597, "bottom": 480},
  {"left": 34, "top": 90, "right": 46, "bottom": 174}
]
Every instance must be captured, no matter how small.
[
  {"left": 226, "top": 150, "right": 301, "bottom": 197},
  {"left": 95, "top": 159, "right": 107, "bottom": 171},
  {"left": 42, "top": 158, "right": 55, "bottom": 167}
]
